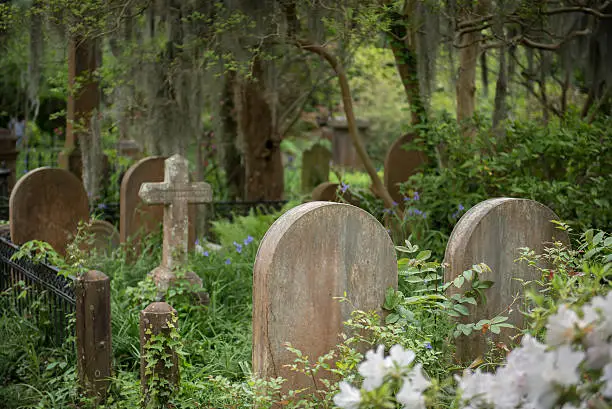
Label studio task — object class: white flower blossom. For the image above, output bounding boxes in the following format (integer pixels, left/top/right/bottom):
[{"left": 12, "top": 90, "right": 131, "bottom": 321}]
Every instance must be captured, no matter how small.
[
  {"left": 546, "top": 305, "right": 582, "bottom": 346},
  {"left": 333, "top": 381, "right": 362, "bottom": 409},
  {"left": 601, "top": 362, "right": 612, "bottom": 398},
  {"left": 358, "top": 345, "right": 390, "bottom": 391},
  {"left": 386, "top": 344, "right": 416, "bottom": 368}
]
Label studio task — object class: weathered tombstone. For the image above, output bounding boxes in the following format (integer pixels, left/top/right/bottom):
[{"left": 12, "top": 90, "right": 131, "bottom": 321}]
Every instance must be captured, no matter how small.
[
  {"left": 383, "top": 133, "right": 427, "bottom": 204},
  {"left": 0, "top": 128, "right": 18, "bottom": 192},
  {"left": 301, "top": 144, "right": 331, "bottom": 193},
  {"left": 120, "top": 157, "right": 197, "bottom": 258},
  {"left": 9, "top": 167, "right": 89, "bottom": 255},
  {"left": 311, "top": 182, "right": 358, "bottom": 205},
  {"left": 139, "top": 154, "right": 212, "bottom": 297},
  {"left": 253, "top": 202, "right": 397, "bottom": 393},
  {"left": 80, "top": 220, "right": 120, "bottom": 256},
  {"left": 328, "top": 117, "right": 370, "bottom": 169},
  {"left": 75, "top": 270, "right": 112, "bottom": 402},
  {"left": 444, "top": 198, "right": 570, "bottom": 364}
]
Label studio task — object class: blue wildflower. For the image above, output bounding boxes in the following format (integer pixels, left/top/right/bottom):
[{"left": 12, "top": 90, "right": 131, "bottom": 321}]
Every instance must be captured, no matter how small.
[
  {"left": 225, "top": 259, "right": 231, "bottom": 265},
  {"left": 425, "top": 342, "right": 433, "bottom": 350},
  {"left": 195, "top": 238, "right": 200, "bottom": 246},
  {"left": 413, "top": 191, "right": 420, "bottom": 201},
  {"left": 458, "top": 204, "right": 465, "bottom": 211},
  {"left": 203, "top": 251, "right": 209, "bottom": 257},
  {"left": 383, "top": 208, "right": 393, "bottom": 214},
  {"left": 98, "top": 203, "right": 107, "bottom": 210},
  {"left": 392, "top": 201, "right": 398, "bottom": 207},
  {"left": 403, "top": 196, "right": 410, "bottom": 202},
  {"left": 244, "top": 235, "right": 254, "bottom": 245},
  {"left": 235, "top": 244, "right": 243, "bottom": 254},
  {"left": 340, "top": 182, "right": 350, "bottom": 193}
]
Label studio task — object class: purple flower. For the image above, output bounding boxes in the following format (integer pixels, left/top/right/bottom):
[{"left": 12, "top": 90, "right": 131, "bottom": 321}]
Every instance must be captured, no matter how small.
[
  {"left": 425, "top": 342, "right": 433, "bottom": 350},
  {"left": 225, "top": 259, "right": 231, "bottom": 265},
  {"left": 244, "top": 235, "right": 254, "bottom": 245},
  {"left": 203, "top": 251, "right": 209, "bottom": 257},
  {"left": 98, "top": 203, "right": 107, "bottom": 210},
  {"left": 458, "top": 204, "right": 465, "bottom": 211},
  {"left": 233, "top": 241, "right": 243, "bottom": 254},
  {"left": 195, "top": 239, "right": 200, "bottom": 246},
  {"left": 413, "top": 191, "right": 420, "bottom": 201},
  {"left": 340, "top": 182, "right": 350, "bottom": 193},
  {"left": 392, "top": 201, "right": 398, "bottom": 207},
  {"left": 383, "top": 208, "right": 393, "bottom": 214},
  {"left": 403, "top": 196, "right": 410, "bottom": 202}
]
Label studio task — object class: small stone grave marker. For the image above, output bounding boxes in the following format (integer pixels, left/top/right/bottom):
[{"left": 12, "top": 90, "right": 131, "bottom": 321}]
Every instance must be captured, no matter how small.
[
  {"left": 444, "top": 198, "right": 570, "bottom": 364},
  {"left": 253, "top": 201, "right": 397, "bottom": 393},
  {"left": 139, "top": 154, "right": 212, "bottom": 299},
  {"left": 383, "top": 133, "right": 427, "bottom": 204},
  {"left": 301, "top": 144, "right": 331, "bottom": 193},
  {"left": 80, "top": 220, "right": 120, "bottom": 256},
  {"left": 311, "top": 182, "right": 358, "bottom": 205},
  {"left": 120, "top": 156, "right": 197, "bottom": 258},
  {"left": 9, "top": 167, "right": 89, "bottom": 255}
]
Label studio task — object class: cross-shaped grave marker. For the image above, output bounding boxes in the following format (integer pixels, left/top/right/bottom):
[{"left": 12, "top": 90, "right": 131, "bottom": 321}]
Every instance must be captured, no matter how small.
[{"left": 139, "top": 154, "right": 212, "bottom": 290}]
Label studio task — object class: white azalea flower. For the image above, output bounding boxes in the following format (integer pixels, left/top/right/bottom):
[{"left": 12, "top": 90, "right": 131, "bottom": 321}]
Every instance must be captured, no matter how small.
[
  {"left": 549, "top": 345, "right": 585, "bottom": 387},
  {"left": 584, "top": 331, "right": 610, "bottom": 369},
  {"left": 407, "top": 364, "right": 431, "bottom": 392},
  {"left": 458, "top": 369, "right": 495, "bottom": 406},
  {"left": 601, "top": 362, "right": 612, "bottom": 398},
  {"left": 546, "top": 305, "right": 582, "bottom": 346},
  {"left": 333, "top": 381, "right": 362, "bottom": 409},
  {"left": 386, "top": 344, "right": 416, "bottom": 368},
  {"left": 358, "top": 345, "right": 389, "bottom": 391},
  {"left": 396, "top": 379, "right": 427, "bottom": 409}
]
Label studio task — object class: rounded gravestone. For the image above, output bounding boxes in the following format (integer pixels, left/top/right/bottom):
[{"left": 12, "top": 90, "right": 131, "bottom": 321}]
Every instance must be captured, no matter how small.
[
  {"left": 301, "top": 144, "right": 331, "bottom": 193},
  {"left": 81, "top": 220, "right": 120, "bottom": 256},
  {"left": 253, "top": 202, "right": 397, "bottom": 393},
  {"left": 120, "top": 157, "right": 196, "bottom": 257},
  {"left": 383, "top": 133, "right": 427, "bottom": 204},
  {"left": 444, "top": 198, "right": 570, "bottom": 364},
  {"left": 9, "top": 167, "right": 89, "bottom": 256},
  {"left": 311, "top": 182, "right": 358, "bottom": 205}
]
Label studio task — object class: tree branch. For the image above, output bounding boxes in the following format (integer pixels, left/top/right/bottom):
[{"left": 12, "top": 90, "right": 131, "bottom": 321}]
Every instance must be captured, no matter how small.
[{"left": 296, "top": 39, "right": 397, "bottom": 210}]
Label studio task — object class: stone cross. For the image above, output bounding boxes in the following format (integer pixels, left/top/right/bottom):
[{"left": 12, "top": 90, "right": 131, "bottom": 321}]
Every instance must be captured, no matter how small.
[{"left": 139, "top": 154, "right": 212, "bottom": 274}]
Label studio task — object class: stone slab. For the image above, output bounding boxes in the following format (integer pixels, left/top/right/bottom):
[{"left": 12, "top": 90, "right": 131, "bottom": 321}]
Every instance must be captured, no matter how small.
[
  {"left": 81, "top": 219, "right": 120, "bottom": 256},
  {"left": 383, "top": 133, "right": 427, "bottom": 204},
  {"left": 444, "top": 198, "right": 570, "bottom": 364},
  {"left": 301, "top": 144, "right": 331, "bottom": 193},
  {"left": 9, "top": 167, "right": 89, "bottom": 255},
  {"left": 253, "top": 201, "right": 397, "bottom": 393},
  {"left": 120, "top": 157, "right": 196, "bottom": 257}
]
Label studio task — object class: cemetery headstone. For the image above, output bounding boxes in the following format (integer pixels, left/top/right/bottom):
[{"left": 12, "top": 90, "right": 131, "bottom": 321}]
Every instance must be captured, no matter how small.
[
  {"left": 80, "top": 220, "right": 120, "bottom": 256},
  {"left": 120, "top": 156, "right": 197, "bottom": 258},
  {"left": 383, "top": 133, "right": 427, "bottom": 204},
  {"left": 301, "top": 144, "right": 331, "bottom": 193},
  {"left": 139, "top": 154, "right": 212, "bottom": 297},
  {"left": 311, "top": 181, "right": 358, "bottom": 205},
  {"left": 328, "top": 117, "right": 370, "bottom": 169},
  {"left": 253, "top": 201, "right": 397, "bottom": 393},
  {"left": 444, "top": 198, "right": 570, "bottom": 364},
  {"left": 9, "top": 167, "right": 89, "bottom": 255}
]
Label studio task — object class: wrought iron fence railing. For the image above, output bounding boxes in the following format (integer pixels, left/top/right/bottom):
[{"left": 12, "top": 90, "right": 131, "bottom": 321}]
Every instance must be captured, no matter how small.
[{"left": 0, "top": 236, "right": 75, "bottom": 345}]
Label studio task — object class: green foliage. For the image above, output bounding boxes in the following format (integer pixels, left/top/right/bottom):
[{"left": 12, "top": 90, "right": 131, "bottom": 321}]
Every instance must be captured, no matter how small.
[{"left": 399, "top": 113, "right": 612, "bottom": 258}]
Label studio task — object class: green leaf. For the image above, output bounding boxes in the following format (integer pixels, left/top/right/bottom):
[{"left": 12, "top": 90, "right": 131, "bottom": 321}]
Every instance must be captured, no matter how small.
[
  {"left": 584, "top": 247, "right": 602, "bottom": 260},
  {"left": 386, "top": 313, "right": 400, "bottom": 324},
  {"left": 453, "top": 304, "right": 470, "bottom": 316},
  {"left": 490, "top": 316, "right": 509, "bottom": 324},
  {"left": 604, "top": 237, "right": 612, "bottom": 247},
  {"left": 447, "top": 309, "right": 461, "bottom": 318},
  {"left": 593, "top": 231, "right": 604, "bottom": 246},
  {"left": 463, "top": 297, "right": 477, "bottom": 305},
  {"left": 490, "top": 325, "right": 502, "bottom": 334},
  {"left": 453, "top": 276, "right": 465, "bottom": 288},
  {"left": 462, "top": 269, "right": 473, "bottom": 281},
  {"left": 416, "top": 250, "right": 431, "bottom": 262},
  {"left": 477, "top": 280, "right": 494, "bottom": 289}
]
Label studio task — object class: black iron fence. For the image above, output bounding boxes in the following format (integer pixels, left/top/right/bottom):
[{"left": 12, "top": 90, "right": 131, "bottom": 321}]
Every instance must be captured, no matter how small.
[{"left": 0, "top": 237, "right": 75, "bottom": 345}]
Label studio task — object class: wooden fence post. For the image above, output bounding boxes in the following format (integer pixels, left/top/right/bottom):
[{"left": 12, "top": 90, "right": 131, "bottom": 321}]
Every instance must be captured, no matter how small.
[
  {"left": 75, "top": 270, "right": 112, "bottom": 402},
  {"left": 139, "top": 302, "right": 180, "bottom": 407}
]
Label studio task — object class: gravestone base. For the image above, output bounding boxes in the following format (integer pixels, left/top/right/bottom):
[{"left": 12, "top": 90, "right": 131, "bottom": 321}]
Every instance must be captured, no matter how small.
[{"left": 150, "top": 266, "right": 209, "bottom": 305}]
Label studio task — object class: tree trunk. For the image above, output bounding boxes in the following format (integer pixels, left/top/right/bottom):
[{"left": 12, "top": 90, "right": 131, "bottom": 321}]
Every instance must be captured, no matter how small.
[
  {"left": 456, "top": 29, "right": 480, "bottom": 123},
  {"left": 234, "top": 60, "right": 284, "bottom": 201},
  {"left": 387, "top": 10, "right": 426, "bottom": 125},
  {"left": 480, "top": 50, "right": 488, "bottom": 98},
  {"left": 219, "top": 72, "right": 245, "bottom": 201},
  {"left": 492, "top": 44, "right": 508, "bottom": 132}
]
